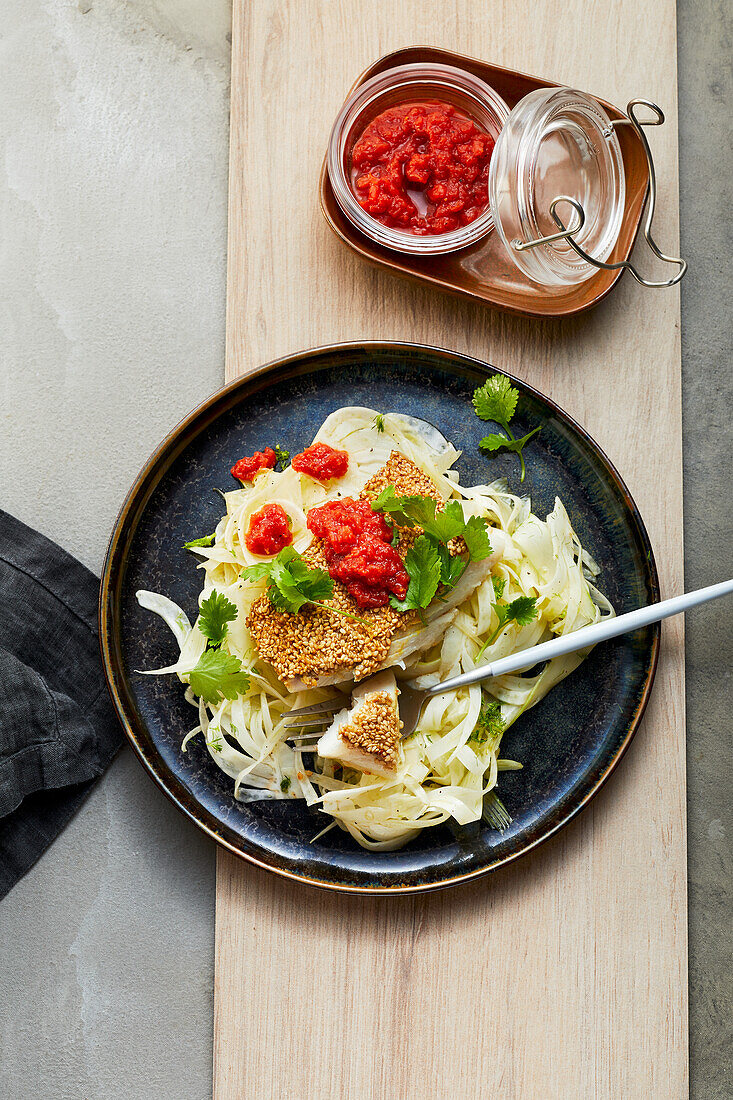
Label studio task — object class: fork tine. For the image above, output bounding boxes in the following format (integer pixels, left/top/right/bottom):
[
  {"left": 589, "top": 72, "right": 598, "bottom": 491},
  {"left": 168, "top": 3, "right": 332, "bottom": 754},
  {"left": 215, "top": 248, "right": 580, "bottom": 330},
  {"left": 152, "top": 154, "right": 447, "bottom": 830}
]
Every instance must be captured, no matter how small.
[
  {"left": 286, "top": 696, "right": 347, "bottom": 718},
  {"left": 286, "top": 715, "right": 337, "bottom": 729}
]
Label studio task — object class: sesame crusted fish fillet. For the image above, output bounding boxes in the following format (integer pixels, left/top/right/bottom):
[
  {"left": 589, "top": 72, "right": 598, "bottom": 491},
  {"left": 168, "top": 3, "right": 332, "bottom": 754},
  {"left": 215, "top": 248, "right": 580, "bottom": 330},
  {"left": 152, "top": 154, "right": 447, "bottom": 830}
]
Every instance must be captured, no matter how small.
[
  {"left": 284, "top": 549, "right": 502, "bottom": 692},
  {"left": 245, "top": 452, "right": 505, "bottom": 690}
]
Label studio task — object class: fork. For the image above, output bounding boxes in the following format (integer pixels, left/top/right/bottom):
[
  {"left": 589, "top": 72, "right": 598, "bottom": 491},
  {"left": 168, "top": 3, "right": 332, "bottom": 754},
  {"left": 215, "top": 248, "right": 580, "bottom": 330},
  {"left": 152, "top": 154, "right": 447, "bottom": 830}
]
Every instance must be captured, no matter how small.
[{"left": 285, "top": 578, "right": 733, "bottom": 743}]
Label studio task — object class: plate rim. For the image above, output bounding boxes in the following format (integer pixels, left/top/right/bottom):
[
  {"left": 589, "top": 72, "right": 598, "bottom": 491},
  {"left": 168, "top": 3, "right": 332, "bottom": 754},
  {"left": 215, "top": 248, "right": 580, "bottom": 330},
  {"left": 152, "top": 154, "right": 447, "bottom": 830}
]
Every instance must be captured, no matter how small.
[{"left": 99, "top": 340, "right": 660, "bottom": 895}]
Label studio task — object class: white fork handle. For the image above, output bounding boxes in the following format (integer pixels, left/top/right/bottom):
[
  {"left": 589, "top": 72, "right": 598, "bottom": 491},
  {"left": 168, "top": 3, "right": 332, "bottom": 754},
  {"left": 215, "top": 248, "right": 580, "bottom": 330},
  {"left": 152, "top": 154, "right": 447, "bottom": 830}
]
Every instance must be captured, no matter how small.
[{"left": 426, "top": 578, "right": 733, "bottom": 697}]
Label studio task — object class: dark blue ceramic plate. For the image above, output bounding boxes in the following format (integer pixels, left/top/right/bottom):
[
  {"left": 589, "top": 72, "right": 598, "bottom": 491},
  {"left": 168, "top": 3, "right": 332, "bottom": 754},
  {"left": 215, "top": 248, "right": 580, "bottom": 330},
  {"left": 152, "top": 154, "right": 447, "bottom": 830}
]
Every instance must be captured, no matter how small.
[{"left": 100, "top": 343, "right": 659, "bottom": 894}]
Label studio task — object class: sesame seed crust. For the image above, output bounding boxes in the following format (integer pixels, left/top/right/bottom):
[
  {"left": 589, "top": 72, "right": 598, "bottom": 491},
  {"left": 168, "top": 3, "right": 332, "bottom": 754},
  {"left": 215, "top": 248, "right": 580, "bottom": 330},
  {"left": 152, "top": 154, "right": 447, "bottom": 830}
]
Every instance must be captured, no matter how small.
[
  {"left": 361, "top": 451, "right": 443, "bottom": 504},
  {"left": 339, "top": 691, "right": 402, "bottom": 770},
  {"left": 245, "top": 452, "right": 446, "bottom": 685}
]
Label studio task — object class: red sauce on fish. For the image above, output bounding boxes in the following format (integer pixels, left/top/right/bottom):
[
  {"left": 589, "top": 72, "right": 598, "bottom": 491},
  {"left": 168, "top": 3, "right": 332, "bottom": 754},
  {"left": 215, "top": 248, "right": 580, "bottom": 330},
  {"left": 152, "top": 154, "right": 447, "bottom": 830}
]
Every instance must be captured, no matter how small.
[{"left": 306, "top": 498, "right": 408, "bottom": 608}]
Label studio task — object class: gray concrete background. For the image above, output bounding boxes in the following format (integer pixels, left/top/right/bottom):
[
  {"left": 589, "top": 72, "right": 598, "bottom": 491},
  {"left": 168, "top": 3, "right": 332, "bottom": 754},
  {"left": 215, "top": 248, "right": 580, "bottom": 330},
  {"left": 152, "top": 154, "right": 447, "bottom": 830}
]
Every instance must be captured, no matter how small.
[
  {"left": 0, "top": 1, "right": 730, "bottom": 1098},
  {"left": 678, "top": 1, "right": 733, "bottom": 1094}
]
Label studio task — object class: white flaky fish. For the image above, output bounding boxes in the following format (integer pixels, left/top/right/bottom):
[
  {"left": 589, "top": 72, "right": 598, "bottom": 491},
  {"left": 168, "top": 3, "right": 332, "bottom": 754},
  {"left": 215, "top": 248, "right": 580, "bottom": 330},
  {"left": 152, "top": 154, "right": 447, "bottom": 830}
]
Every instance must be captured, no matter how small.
[{"left": 317, "top": 670, "right": 402, "bottom": 777}]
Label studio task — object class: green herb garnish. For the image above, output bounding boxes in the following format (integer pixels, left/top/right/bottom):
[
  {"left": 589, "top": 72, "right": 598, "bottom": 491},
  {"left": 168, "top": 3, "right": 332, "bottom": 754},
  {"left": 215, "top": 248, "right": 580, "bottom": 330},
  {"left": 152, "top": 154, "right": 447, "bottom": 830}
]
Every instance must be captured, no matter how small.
[
  {"left": 207, "top": 727, "right": 223, "bottom": 753},
  {"left": 477, "top": 593, "right": 539, "bottom": 657},
  {"left": 371, "top": 489, "right": 493, "bottom": 562},
  {"left": 469, "top": 697, "right": 505, "bottom": 748},
  {"left": 389, "top": 535, "right": 442, "bottom": 612},
  {"left": 372, "top": 413, "right": 386, "bottom": 433},
  {"left": 187, "top": 650, "right": 250, "bottom": 705},
  {"left": 436, "top": 543, "right": 467, "bottom": 588},
  {"left": 492, "top": 575, "right": 507, "bottom": 600},
  {"left": 184, "top": 533, "right": 215, "bottom": 549},
  {"left": 274, "top": 444, "right": 290, "bottom": 469},
  {"left": 370, "top": 489, "right": 493, "bottom": 604},
  {"left": 472, "top": 374, "right": 541, "bottom": 482},
  {"left": 280, "top": 775, "right": 291, "bottom": 792},
  {"left": 242, "top": 546, "right": 366, "bottom": 623},
  {"left": 197, "top": 590, "right": 238, "bottom": 648}
]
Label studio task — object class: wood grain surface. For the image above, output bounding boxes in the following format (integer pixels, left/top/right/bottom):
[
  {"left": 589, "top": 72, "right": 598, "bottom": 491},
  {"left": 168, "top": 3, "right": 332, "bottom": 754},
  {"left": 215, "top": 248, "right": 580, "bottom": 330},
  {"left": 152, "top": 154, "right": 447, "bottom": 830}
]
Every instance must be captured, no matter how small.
[{"left": 216, "top": 3, "right": 688, "bottom": 1097}]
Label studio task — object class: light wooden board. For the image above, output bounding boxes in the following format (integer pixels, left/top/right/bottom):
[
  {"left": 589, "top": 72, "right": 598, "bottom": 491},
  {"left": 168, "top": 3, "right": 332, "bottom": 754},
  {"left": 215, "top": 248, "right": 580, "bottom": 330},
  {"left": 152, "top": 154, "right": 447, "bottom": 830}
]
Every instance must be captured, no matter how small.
[{"left": 216, "top": 3, "right": 688, "bottom": 1097}]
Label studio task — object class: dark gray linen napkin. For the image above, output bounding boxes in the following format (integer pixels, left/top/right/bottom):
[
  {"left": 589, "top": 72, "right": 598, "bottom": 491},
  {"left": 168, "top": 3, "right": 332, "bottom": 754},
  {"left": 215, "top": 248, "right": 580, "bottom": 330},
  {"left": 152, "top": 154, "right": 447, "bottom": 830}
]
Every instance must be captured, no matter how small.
[{"left": 0, "top": 509, "right": 122, "bottom": 899}]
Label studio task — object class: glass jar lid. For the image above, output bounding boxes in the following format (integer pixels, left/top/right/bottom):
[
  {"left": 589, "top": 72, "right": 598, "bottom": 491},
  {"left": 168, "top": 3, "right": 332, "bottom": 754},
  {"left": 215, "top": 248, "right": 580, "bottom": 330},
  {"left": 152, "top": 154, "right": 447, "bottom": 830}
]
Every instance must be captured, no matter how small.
[{"left": 489, "top": 87, "right": 626, "bottom": 287}]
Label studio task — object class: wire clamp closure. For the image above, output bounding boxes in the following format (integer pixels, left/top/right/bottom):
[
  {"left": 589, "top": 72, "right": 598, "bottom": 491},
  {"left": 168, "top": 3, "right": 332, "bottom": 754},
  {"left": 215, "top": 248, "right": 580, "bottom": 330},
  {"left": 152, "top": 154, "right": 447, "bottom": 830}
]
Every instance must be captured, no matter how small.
[{"left": 510, "top": 99, "right": 687, "bottom": 288}]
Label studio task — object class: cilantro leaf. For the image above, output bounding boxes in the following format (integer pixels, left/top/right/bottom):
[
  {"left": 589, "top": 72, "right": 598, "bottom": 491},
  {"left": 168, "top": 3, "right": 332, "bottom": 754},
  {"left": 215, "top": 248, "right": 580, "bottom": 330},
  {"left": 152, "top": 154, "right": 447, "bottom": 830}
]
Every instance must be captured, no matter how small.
[
  {"left": 472, "top": 373, "right": 541, "bottom": 482},
  {"left": 187, "top": 650, "right": 250, "bottom": 704},
  {"left": 437, "top": 543, "right": 467, "bottom": 587},
  {"left": 472, "top": 374, "right": 518, "bottom": 428},
  {"left": 240, "top": 558, "right": 276, "bottom": 582},
  {"left": 477, "top": 592, "right": 539, "bottom": 657},
  {"left": 506, "top": 595, "right": 539, "bottom": 626},
  {"left": 372, "top": 414, "right": 385, "bottom": 433},
  {"left": 371, "top": 491, "right": 492, "bottom": 563},
  {"left": 371, "top": 490, "right": 493, "bottom": 597},
  {"left": 184, "top": 533, "right": 215, "bottom": 549},
  {"left": 274, "top": 444, "right": 290, "bottom": 469},
  {"left": 423, "top": 499, "right": 466, "bottom": 543},
  {"left": 239, "top": 546, "right": 367, "bottom": 621},
  {"left": 370, "top": 486, "right": 432, "bottom": 528},
  {"left": 478, "top": 432, "right": 511, "bottom": 453},
  {"left": 280, "top": 775, "right": 291, "bottom": 792},
  {"left": 469, "top": 697, "right": 505, "bottom": 747},
  {"left": 197, "top": 590, "right": 238, "bottom": 647},
  {"left": 480, "top": 426, "right": 542, "bottom": 471},
  {"left": 461, "top": 515, "right": 494, "bottom": 561},
  {"left": 389, "top": 535, "right": 441, "bottom": 611},
  {"left": 269, "top": 556, "right": 333, "bottom": 613}
]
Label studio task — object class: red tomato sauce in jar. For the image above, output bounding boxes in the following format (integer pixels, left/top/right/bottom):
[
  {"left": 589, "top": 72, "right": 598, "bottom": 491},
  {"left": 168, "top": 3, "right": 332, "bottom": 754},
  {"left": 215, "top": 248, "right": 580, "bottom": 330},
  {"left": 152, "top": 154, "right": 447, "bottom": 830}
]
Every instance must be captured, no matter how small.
[
  {"left": 292, "top": 442, "right": 349, "bottom": 482},
  {"left": 245, "top": 503, "right": 293, "bottom": 556},
  {"left": 350, "top": 101, "right": 495, "bottom": 235},
  {"left": 231, "top": 447, "right": 277, "bottom": 483},
  {"left": 306, "top": 498, "right": 409, "bottom": 609}
]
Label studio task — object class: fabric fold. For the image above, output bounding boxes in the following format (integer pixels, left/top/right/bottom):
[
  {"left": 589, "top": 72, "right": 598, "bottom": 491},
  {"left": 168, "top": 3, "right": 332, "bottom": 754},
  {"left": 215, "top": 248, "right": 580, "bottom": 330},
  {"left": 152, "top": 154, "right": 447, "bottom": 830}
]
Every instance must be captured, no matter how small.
[{"left": 0, "top": 509, "right": 122, "bottom": 899}]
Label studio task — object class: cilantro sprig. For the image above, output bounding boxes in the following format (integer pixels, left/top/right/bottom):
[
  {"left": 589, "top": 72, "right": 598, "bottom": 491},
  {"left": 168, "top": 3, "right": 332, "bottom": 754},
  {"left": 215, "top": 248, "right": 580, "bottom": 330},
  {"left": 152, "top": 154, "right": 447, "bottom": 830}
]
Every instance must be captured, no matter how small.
[
  {"left": 372, "top": 413, "right": 386, "bottom": 433},
  {"left": 372, "top": 489, "right": 493, "bottom": 561},
  {"left": 472, "top": 374, "right": 540, "bottom": 482},
  {"left": 241, "top": 546, "right": 366, "bottom": 623},
  {"left": 476, "top": 581, "right": 539, "bottom": 658},
  {"left": 370, "top": 489, "right": 493, "bottom": 611},
  {"left": 183, "top": 590, "right": 250, "bottom": 705}
]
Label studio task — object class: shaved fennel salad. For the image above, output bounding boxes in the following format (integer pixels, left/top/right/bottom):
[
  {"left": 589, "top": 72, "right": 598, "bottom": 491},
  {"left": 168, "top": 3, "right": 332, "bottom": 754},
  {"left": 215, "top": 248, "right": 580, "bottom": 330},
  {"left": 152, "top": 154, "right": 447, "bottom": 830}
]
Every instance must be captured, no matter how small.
[{"left": 138, "top": 405, "right": 614, "bottom": 850}]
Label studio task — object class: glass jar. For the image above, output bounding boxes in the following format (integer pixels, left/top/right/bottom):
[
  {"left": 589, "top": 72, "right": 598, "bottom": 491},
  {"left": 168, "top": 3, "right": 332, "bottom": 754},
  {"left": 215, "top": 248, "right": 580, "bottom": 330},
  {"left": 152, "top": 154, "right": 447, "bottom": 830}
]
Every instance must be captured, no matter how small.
[
  {"left": 327, "top": 62, "right": 511, "bottom": 256},
  {"left": 488, "top": 87, "right": 625, "bottom": 287},
  {"left": 328, "top": 69, "right": 627, "bottom": 287}
]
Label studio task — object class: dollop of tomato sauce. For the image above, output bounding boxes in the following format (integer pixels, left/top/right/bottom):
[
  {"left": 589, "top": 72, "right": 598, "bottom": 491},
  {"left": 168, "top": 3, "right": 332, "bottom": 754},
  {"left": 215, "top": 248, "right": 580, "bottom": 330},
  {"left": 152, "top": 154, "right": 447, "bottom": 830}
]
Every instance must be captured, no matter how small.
[
  {"left": 350, "top": 101, "right": 495, "bottom": 235},
  {"left": 245, "top": 503, "right": 293, "bottom": 556},
  {"left": 231, "top": 447, "right": 277, "bottom": 483},
  {"left": 292, "top": 442, "right": 349, "bottom": 482},
  {"left": 306, "top": 498, "right": 409, "bottom": 608}
]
